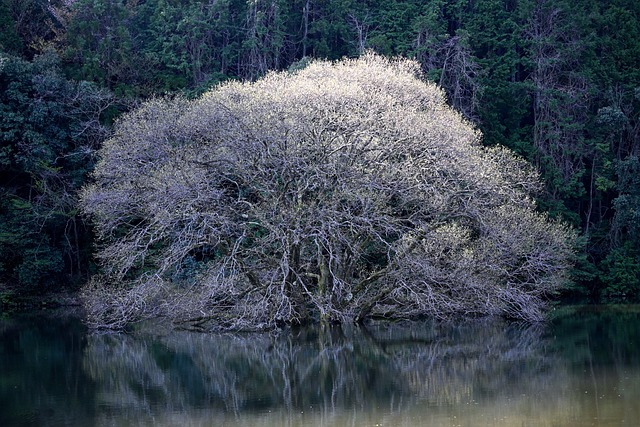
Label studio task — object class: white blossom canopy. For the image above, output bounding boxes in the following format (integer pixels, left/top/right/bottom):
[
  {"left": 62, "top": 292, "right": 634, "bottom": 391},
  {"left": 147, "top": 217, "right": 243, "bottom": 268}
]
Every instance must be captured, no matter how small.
[{"left": 81, "top": 53, "right": 575, "bottom": 330}]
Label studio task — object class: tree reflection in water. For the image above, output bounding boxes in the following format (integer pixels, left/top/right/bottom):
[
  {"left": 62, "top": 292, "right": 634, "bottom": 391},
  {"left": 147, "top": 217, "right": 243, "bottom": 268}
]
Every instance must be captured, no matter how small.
[
  {"left": 2, "top": 307, "right": 639, "bottom": 426},
  {"left": 82, "top": 318, "right": 569, "bottom": 426}
]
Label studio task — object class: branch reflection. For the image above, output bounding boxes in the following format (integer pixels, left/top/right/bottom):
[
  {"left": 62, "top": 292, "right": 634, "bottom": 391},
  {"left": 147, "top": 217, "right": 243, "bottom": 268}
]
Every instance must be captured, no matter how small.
[{"left": 83, "top": 318, "right": 563, "bottom": 425}]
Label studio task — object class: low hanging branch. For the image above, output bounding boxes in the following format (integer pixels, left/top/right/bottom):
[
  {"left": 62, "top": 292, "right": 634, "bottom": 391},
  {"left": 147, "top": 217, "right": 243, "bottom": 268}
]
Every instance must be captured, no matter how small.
[{"left": 81, "top": 53, "right": 575, "bottom": 331}]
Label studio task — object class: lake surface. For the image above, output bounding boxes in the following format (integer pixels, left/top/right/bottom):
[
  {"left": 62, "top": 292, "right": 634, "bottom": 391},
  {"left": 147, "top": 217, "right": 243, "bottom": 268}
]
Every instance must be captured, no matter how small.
[{"left": 1, "top": 306, "right": 639, "bottom": 427}]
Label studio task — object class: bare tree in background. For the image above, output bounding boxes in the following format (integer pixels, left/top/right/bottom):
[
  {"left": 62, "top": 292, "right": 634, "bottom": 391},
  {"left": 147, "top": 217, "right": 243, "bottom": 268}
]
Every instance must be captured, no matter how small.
[
  {"left": 526, "top": 0, "right": 590, "bottom": 200},
  {"left": 80, "top": 53, "right": 575, "bottom": 331},
  {"left": 240, "top": 0, "right": 285, "bottom": 80},
  {"left": 414, "top": 30, "right": 482, "bottom": 123}
]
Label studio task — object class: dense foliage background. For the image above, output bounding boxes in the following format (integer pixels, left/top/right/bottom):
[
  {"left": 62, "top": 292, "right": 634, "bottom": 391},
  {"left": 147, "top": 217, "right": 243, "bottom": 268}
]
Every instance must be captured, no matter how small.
[{"left": 1, "top": 0, "right": 639, "bottom": 303}]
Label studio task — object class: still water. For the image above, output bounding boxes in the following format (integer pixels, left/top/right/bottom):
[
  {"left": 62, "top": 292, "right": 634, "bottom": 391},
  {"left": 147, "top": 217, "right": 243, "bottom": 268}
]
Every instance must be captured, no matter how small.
[{"left": 1, "top": 306, "right": 639, "bottom": 427}]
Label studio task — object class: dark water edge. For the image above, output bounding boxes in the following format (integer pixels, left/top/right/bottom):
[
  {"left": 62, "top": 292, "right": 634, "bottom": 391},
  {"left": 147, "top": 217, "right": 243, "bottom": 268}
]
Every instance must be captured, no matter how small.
[
  {"left": 0, "top": 287, "right": 81, "bottom": 312},
  {"left": 1, "top": 305, "right": 640, "bottom": 427}
]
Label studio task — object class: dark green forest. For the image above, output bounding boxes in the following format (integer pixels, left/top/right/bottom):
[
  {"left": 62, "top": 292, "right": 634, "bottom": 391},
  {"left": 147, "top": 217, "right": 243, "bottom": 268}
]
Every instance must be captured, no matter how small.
[{"left": 1, "top": 0, "right": 639, "bottom": 303}]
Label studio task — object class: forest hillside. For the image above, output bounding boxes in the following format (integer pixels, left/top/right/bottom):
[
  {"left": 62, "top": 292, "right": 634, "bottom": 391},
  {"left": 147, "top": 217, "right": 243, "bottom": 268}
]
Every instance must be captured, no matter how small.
[{"left": 1, "top": 0, "right": 639, "bottom": 305}]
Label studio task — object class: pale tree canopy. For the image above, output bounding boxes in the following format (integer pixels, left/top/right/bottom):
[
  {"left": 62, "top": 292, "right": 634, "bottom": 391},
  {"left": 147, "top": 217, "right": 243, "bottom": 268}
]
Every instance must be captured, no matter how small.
[{"left": 81, "top": 53, "right": 575, "bottom": 331}]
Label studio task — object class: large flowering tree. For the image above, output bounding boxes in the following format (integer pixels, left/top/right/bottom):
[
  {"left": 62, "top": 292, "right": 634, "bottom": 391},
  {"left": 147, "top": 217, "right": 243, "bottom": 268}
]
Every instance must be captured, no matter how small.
[{"left": 81, "top": 54, "right": 574, "bottom": 330}]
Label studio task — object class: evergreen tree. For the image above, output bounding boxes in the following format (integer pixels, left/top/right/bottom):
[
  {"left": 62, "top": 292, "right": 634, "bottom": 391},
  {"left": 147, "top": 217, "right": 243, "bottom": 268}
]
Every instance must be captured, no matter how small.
[{"left": 0, "top": 51, "right": 114, "bottom": 291}]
